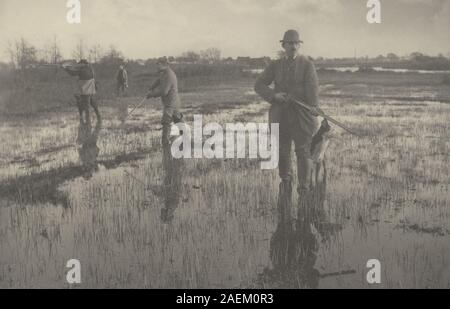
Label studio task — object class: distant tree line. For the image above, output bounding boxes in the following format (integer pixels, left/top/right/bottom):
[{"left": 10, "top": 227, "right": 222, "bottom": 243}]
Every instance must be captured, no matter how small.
[
  {"left": 314, "top": 52, "right": 450, "bottom": 71},
  {"left": 2, "top": 37, "right": 450, "bottom": 73},
  {"left": 2, "top": 38, "right": 226, "bottom": 69}
]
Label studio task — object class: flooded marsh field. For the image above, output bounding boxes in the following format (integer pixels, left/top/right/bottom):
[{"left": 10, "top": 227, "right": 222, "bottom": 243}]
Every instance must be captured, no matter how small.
[{"left": 0, "top": 81, "right": 449, "bottom": 288}]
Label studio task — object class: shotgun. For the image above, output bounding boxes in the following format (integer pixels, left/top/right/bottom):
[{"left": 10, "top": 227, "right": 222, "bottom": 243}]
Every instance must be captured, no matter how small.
[
  {"left": 125, "top": 97, "right": 148, "bottom": 120},
  {"left": 289, "top": 98, "right": 361, "bottom": 137}
]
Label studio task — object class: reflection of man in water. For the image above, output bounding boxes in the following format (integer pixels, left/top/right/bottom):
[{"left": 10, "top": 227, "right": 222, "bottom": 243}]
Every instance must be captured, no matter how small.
[
  {"left": 263, "top": 178, "right": 329, "bottom": 288},
  {"left": 77, "top": 120, "right": 102, "bottom": 180},
  {"left": 160, "top": 153, "right": 184, "bottom": 223}
]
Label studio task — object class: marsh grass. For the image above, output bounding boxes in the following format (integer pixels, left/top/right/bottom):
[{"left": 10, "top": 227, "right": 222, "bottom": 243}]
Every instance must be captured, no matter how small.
[{"left": 0, "top": 80, "right": 449, "bottom": 288}]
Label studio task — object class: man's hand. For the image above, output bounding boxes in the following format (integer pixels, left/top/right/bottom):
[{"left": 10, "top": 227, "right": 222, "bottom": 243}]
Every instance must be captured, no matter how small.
[
  {"left": 286, "top": 93, "right": 295, "bottom": 103},
  {"left": 274, "top": 92, "right": 288, "bottom": 104},
  {"left": 286, "top": 94, "right": 322, "bottom": 117}
]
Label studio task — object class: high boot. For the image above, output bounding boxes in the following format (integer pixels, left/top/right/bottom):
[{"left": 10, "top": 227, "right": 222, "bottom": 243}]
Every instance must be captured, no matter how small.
[
  {"left": 297, "top": 185, "right": 314, "bottom": 224},
  {"left": 278, "top": 179, "right": 293, "bottom": 224}
]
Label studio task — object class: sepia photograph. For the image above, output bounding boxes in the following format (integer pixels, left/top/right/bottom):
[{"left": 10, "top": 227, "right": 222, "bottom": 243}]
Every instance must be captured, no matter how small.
[{"left": 0, "top": 0, "right": 449, "bottom": 292}]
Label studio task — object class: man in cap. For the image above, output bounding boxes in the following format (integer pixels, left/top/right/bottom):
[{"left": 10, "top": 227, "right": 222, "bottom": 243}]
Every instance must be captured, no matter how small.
[
  {"left": 64, "top": 59, "right": 101, "bottom": 123},
  {"left": 255, "top": 29, "right": 321, "bottom": 206}
]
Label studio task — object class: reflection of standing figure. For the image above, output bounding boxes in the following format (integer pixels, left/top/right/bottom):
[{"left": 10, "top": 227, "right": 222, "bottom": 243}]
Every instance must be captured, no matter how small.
[
  {"left": 77, "top": 120, "right": 102, "bottom": 180},
  {"left": 263, "top": 175, "right": 328, "bottom": 288},
  {"left": 160, "top": 152, "right": 184, "bottom": 223},
  {"left": 118, "top": 100, "right": 129, "bottom": 125}
]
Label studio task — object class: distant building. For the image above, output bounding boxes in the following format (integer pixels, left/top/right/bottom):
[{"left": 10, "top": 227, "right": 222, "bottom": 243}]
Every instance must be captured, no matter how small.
[
  {"left": 136, "top": 59, "right": 146, "bottom": 66},
  {"left": 236, "top": 57, "right": 270, "bottom": 68},
  {"left": 222, "top": 57, "right": 235, "bottom": 64},
  {"left": 236, "top": 57, "right": 251, "bottom": 66}
]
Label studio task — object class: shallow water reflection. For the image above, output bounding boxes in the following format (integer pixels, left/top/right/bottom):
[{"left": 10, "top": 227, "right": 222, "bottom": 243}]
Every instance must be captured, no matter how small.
[
  {"left": 259, "top": 178, "right": 338, "bottom": 288},
  {"left": 76, "top": 120, "right": 102, "bottom": 180}
]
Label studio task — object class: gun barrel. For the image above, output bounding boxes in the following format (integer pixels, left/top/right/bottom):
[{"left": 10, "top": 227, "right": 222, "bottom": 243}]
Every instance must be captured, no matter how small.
[
  {"left": 290, "top": 98, "right": 361, "bottom": 137},
  {"left": 126, "top": 97, "right": 148, "bottom": 120}
]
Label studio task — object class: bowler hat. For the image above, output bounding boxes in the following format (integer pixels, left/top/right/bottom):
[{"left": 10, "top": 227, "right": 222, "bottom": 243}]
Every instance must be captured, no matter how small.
[{"left": 280, "top": 30, "right": 303, "bottom": 43}]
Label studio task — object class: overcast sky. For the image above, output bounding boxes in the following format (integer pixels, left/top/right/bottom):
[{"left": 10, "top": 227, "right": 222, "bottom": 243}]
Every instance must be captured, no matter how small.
[{"left": 0, "top": 0, "right": 449, "bottom": 62}]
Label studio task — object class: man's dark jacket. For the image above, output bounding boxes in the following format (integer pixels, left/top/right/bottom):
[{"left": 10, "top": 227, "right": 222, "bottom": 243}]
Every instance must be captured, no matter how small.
[{"left": 254, "top": 55, "right": 319, "bottom": 138}]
